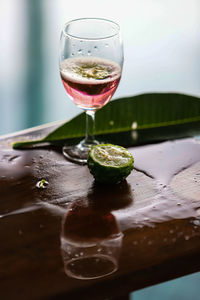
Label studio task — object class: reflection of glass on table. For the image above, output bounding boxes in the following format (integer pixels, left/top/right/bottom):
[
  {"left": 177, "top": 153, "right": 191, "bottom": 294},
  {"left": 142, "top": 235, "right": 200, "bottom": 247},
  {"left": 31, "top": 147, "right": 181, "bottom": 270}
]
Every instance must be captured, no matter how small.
[{"left": 60, "top": 205, "right": 123, "bottom": 280}]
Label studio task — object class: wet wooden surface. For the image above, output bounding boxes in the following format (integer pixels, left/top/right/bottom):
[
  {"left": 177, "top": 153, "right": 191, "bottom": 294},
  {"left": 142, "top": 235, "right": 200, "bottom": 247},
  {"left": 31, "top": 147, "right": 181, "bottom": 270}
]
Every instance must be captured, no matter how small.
[{"left": 0, "top": 126, "right": 200, "bottom": 300}]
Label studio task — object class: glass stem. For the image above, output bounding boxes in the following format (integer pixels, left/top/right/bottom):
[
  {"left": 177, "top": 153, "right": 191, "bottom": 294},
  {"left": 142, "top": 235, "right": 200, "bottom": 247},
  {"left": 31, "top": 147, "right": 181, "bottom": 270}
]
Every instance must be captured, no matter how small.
[{"left": 84, "top": 110, "right": 96, "bottom": 146}]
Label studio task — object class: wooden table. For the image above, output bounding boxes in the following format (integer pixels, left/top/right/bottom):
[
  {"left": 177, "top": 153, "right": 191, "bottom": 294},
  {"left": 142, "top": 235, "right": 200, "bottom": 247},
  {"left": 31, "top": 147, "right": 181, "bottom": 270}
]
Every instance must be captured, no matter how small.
[{"left": 0, "top": 123, "right": 200, "bottom": 300}]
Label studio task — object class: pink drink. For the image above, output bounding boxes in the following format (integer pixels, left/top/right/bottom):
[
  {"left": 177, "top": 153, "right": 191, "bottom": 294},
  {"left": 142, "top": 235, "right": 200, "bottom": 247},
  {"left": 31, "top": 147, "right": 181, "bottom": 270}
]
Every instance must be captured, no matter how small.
[{"left": 60, "top": 57, "right": 121, "bottom": 110}]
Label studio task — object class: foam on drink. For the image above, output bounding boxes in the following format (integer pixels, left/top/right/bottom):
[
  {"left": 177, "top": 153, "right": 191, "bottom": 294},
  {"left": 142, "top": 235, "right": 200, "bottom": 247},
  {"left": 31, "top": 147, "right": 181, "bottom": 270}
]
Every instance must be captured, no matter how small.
[{"left": 60, "top": 57, "right": 121, "bottom": 110}]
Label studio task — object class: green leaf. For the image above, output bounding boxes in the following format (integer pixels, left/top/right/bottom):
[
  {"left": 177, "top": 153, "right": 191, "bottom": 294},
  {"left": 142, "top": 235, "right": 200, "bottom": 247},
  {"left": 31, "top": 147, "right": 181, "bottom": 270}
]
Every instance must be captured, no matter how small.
[{"left": 13, "top": 93, "right": 200, "bottom": 149}]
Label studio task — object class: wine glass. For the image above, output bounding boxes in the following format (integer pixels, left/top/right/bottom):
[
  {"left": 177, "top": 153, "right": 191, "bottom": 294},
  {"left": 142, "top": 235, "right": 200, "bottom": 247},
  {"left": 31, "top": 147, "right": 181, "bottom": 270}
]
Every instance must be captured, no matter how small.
[{"left": 59, "top": 18, "right": 123, "bottom": 164}]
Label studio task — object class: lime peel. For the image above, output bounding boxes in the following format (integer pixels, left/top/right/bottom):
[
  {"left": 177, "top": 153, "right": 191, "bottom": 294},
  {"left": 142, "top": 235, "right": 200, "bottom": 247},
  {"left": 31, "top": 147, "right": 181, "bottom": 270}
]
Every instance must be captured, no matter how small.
[{"left": 87, "top": 144, "right": 134, "bottom": 184}]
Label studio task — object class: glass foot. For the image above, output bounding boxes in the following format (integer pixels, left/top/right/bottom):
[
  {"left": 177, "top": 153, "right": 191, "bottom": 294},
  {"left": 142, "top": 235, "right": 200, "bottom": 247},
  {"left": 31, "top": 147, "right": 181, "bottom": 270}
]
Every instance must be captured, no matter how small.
[{"left": 63, "top": 140, "right": 98, "bottom": 164}]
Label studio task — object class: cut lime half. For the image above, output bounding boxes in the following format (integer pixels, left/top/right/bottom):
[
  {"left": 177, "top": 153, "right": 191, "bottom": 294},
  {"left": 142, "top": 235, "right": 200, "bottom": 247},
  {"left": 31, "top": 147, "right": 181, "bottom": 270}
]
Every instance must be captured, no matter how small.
[{"left": 87, "top": 144, "right": 134, "bottom": 184}]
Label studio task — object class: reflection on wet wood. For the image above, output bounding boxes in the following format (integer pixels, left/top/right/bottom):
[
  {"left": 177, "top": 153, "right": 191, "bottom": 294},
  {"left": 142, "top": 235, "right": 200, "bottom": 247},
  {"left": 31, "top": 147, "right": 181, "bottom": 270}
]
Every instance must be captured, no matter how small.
[{"left": 0, "top": 133, "right": 200, "bottom": 300}]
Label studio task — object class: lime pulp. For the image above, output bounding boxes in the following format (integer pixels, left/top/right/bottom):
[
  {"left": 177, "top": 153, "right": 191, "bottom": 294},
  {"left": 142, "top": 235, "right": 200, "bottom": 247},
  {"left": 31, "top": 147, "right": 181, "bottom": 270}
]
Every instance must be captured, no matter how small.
[{"left": 87, "top": 144, "right": 134, "bottom": 184}]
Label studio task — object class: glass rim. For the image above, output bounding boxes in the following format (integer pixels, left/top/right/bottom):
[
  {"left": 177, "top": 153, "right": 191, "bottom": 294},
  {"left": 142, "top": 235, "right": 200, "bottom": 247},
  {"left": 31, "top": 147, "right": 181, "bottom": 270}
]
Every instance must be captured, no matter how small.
[{"left": 62, "top": 17, "right": 121, "bottom": 41}]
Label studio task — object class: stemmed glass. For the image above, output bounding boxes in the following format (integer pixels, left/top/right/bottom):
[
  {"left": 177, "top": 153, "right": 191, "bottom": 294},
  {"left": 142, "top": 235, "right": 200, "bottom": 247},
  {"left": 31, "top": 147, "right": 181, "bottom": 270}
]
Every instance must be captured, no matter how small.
[{"left": 59, "top": 18, "right": 123, "bottom": 164}]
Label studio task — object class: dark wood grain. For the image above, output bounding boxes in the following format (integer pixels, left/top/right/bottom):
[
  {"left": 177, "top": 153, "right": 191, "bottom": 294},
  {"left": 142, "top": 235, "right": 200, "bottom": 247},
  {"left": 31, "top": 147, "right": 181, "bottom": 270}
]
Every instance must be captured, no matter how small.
[{"left": 0, "top": 128, "right": 200, "bottom": 300}]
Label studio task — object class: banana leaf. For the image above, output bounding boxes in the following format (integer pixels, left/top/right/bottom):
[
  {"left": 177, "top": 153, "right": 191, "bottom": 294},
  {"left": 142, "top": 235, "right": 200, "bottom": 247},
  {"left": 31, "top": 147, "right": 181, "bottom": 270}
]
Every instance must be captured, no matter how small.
[{"left": 13, "top": 93, "right": 200, "bottom": 149}]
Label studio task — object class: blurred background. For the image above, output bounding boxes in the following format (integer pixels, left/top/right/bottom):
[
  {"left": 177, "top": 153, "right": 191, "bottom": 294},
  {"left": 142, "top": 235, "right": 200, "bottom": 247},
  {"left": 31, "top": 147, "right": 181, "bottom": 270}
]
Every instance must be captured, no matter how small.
[
  {"left": 1, "top": 0, "right": 200, "bottom": 136},
  {"left": 0, "top": 0, "right": 200, "bottom": 297}
]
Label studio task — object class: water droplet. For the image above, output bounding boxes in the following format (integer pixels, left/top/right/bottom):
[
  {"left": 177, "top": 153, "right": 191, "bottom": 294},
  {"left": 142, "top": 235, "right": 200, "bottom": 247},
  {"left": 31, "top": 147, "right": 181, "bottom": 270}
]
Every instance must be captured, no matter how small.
[
  {"left": 87, "top": 50, "right": 91, "bottom": 55},
  {"left": 78, "top": 49, "right": 82, "bottom": 54},
  {"left": 105, "top": 43, "right": 109, "bottom": 47},
  {"left": 94, "top": 46, "right": 98, "bottom": 50},
  {"left": 36, "top": 179, "right": 49, "bottom": 189},
  {"left": 177, "top": 231, "right": 183, "bottom": 237},
  {"left": 169, "top": 229, "right": 174, "bottom": 234},
  {"left": 71, "top": 53, "right": 74, "bottom": 56},
  {"left": 196, "top": 208, "right": 200, "bottom": 216},
  {"left": 177, "top": 203, "right": 181, "bottom": 206},
  {"left": 184, "top": 235, "right": 190, "bottom": 241},
  {"left": 192, "top": 219, "right": 200, "bottom": 226}
]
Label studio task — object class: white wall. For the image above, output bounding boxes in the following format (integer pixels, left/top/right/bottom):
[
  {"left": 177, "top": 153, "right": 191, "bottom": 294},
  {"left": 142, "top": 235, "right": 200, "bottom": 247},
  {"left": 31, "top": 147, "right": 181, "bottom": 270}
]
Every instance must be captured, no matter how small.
[
  {"left": 43, "top": 0, "right": 200, "bottom": 123},
  {"left": 0, "top": 0, "right": 27, "bottom": 134},
  {"left": 1, "top": 0, "right": 200, "bottom": 134}
]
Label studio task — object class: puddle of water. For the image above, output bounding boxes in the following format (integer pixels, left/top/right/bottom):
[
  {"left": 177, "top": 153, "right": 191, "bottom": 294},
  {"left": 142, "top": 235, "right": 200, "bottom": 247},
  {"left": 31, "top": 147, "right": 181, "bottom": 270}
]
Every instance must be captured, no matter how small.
[
  {"left": 0, "top": 205, "right": 39, "bottom": 219},
  {"left": 132, "top": 138, "right": 200, "bottom": 185},
  {"left": 0, "top": 150, "right": 33, "bottom": 180}
]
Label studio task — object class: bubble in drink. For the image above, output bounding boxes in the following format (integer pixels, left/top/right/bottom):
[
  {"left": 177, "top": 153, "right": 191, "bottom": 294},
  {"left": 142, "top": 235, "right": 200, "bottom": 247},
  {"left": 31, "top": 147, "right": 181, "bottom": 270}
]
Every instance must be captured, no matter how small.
[{"left": 60, "top": 57, "right": 121, "bottom": 110}]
